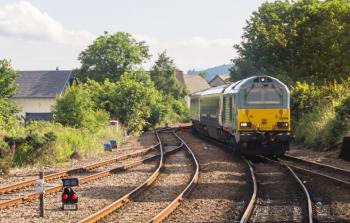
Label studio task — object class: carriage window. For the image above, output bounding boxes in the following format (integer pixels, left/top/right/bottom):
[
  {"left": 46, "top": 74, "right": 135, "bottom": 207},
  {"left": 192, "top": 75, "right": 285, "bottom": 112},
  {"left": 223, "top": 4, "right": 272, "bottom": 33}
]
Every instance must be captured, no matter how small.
[{"left": 245, "top": 87, "right": 282, "bottom": 105}]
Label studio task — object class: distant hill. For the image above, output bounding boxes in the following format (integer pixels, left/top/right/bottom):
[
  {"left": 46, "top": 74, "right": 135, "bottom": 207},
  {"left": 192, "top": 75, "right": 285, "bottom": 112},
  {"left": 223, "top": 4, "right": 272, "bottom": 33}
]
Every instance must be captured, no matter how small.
[{"left": 187, "top": 64, "right": 234, "bottom": 81}]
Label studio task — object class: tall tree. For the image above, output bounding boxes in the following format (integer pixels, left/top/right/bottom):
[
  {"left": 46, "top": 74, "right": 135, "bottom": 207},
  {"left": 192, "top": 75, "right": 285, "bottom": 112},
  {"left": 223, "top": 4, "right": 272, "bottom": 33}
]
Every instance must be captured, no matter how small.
[
  {"left": 150, "top": 51, "right": 187, "bottom": 100},
  {"left": 77, "top": 32, "right": 150, "bottom": 82},
  {"left": 0, "top": 59, "right": 19, "bottom": 129},
  {"left": 0, "top": 59, "right": 18, "bottom": 98},
  {"left": 231, "top": 0, "right": 350, "bottom": 83},
  {"left": 82, "top": 71, "right": 168, "bottom": 134}
]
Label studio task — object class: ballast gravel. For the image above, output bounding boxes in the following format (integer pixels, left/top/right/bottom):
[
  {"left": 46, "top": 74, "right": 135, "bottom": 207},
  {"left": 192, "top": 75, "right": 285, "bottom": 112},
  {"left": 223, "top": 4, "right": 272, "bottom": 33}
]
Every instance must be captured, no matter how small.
[
  {"left": 0, "top": 159, "right": 159, "bottom": 223},
  {"left": 0, "top": 131, "right": 157, "bottom": 187},
  {"left": 250, "top": 161, "right": 307, "bottom": 223},
  {"left": 294, "top": 169, "right": 350, "bottom": 222},
  {"left": 165, "top": 131, "right": 249, "bottom": 223},
  {"left": 287, "top": 144, "right": 350, "bottom": 171},
  {"left": 100, "top": 132, "right": 193, "bottom": 222}
]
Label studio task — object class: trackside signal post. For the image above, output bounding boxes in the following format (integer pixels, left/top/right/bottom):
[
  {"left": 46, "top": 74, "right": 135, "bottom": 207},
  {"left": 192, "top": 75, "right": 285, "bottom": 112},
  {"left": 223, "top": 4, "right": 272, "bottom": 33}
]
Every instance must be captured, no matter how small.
[
  {"left": 37, "top": 171, "right": 44, "bottom": 217},
  {"left": 61, "top": 178, "right": 79, "bottom": 210}
]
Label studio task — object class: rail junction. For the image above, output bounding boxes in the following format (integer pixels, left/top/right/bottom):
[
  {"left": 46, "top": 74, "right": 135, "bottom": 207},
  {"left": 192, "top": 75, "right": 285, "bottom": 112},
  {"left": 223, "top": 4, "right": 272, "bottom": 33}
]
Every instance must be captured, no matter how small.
[{"left": 0, "top": 126, "right": 349, "bottom": 222}]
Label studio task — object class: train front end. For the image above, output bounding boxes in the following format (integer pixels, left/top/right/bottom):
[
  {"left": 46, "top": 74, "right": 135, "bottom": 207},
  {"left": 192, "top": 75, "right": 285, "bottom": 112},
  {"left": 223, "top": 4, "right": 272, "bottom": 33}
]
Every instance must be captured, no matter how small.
[{"left": 236, "top": 76, "right": 291, "bottom": 156}]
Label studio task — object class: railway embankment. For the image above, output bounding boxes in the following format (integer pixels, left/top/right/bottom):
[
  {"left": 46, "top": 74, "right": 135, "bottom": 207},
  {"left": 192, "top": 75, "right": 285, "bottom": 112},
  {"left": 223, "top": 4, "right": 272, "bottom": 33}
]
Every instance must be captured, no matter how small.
[
  {"left": 2, "top": 127, "right": 350, "bottom": 222},
  {"left": 0, "top": 130, "right": 156, "bottom": 187},
  {"left": 291, "top": 80, "right": 350, "bottom": 154}
]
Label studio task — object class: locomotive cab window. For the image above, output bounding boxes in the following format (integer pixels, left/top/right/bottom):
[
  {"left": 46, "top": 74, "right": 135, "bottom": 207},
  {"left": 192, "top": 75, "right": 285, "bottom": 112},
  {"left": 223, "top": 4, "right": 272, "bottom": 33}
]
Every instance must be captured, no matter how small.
[{"left": 244, "top": 85, "right": 282, "bottom": 105}]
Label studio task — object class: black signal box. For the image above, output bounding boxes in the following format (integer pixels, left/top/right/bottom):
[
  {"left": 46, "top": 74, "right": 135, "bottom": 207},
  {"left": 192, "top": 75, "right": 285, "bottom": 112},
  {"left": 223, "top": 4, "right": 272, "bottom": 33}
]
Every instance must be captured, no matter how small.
[
  {"left": 62, "top": 178, "right": 79, "bottom": 187},
  {"left": 62, "top": 178, "right": 79, "bottom": 210}
]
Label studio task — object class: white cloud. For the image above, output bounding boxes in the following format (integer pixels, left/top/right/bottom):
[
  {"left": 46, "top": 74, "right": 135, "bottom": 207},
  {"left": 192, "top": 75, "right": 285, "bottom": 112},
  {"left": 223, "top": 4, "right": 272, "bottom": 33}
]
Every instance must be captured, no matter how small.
[
  {"left": 0, "top": 1, "right": 95, "bottom": 45},
  {"left": 0, "top": 1, "right": 236, "bottom": 71}
]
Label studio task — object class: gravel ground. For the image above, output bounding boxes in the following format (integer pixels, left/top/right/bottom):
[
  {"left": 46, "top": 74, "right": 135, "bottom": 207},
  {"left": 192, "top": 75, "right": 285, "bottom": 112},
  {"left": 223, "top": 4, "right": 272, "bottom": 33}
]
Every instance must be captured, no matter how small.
[
  {"left": 294, "top": 169, "right": 350, "bottom": 222},
  {"left": 0, "top": 148, "right": 161, "bottom": 203},
  {"left": 165, "top": 130, "right": 249, "bottom": 223},
  {"left": 100, "top": 132, "right": 193, "bottom": 222},
  {"left": 0, "top": 158, "right": 159, "bottom": 223},
  {"left": 250, "top": 160, "right": 307, "bottom": 223},
  {"left": 287, "top": 144, "right": 350, "bottom": 171},
  {"left": 0, "top": 131, "right": 157, "bottom": 187}
]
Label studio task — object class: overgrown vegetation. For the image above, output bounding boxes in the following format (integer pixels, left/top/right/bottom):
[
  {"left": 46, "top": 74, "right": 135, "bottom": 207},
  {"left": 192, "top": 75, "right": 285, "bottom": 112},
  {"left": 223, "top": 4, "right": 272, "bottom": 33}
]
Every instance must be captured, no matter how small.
[
  {"left": 0, "top": 59, "right": 19, "bottom": 132},
  {"left": 53, "top": 85, "right": 109, "bottom": 130},
  {"left": 74, "top": 34, "right": 189, "bottom": 134},
  {"left": 232, "top": 0, "right": 350, "bottom": 150},
  {"left": 0, "top": 31, "right": 190, "bottom": 174},
  {"left": 0, "top": 122, "right": 123, "bottom": 174},
  {"left": 231, "top": 0, "right": 350, "bottom": 83},
  {"left": 291, "top": 79, "right": 350, "bottom": 150}
]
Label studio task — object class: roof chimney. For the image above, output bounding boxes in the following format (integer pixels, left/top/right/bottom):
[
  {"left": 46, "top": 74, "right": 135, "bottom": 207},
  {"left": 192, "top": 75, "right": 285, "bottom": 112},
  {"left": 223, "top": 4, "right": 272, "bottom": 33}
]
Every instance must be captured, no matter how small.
[{"left": 56, "top": 66, "right": 59, "bottom": 71}]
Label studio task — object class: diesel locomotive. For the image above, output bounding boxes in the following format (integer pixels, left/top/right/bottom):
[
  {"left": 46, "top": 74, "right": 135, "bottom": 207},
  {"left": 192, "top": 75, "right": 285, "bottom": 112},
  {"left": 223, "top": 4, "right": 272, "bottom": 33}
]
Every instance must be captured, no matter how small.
[{"left": 190, "top": 75, "right": 291, "bottom": 155}]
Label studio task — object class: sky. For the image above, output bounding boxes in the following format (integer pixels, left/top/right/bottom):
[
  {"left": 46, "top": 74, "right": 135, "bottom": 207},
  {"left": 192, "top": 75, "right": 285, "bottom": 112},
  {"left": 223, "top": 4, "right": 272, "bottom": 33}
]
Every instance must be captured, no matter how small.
[{"left": 0, "top": 0, "right": 268, "bottom": 72}]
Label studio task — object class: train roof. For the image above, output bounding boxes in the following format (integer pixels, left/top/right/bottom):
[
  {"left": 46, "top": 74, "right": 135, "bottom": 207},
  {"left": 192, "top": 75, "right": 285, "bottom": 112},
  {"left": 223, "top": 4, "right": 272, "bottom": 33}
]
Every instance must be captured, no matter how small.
[
  {"left": 190, "top": 75, "right": 289, "bottom": 97},
  {"left": 191, "top": 84, "right": 228, "bottom": 96}
]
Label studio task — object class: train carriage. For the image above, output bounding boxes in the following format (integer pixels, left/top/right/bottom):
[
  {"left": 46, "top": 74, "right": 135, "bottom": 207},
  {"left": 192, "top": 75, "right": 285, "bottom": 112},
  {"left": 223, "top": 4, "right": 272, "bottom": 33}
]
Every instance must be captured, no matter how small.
[{"left": 190, "top": 75, "right": 291, "bottom": 156}]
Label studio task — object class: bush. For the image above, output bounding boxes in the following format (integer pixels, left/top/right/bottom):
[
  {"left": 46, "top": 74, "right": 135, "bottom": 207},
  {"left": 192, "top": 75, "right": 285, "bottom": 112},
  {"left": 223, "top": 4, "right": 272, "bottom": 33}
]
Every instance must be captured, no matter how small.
[
  {"left": 4, "top": 132, "right": 56, "bottom": 166},
  {"left": 1, "top": 121, "right": 125, "bottom": 168},
  {"left": 27, "top": 122, "right": 124, "bottom": 162},
  {"left": 292, "top": 79, "right": 350, "bottom": 150},
  {"left": 169, "top": 98, "right": 190, "bottom": 123},
  {"left": 294, "top": 105, "right": 338, "bottom": 149},
  {"left": 292, "top": 79, "right": 350, "bottom": 120},
  {"left": 53, "top": 86, "right": 109, "bottom": 131},
  {"left": 0, "top": 99, "right": 19, "bottom": 133},
  {"left": 0, "top": 140, "right": 12, "bottom": 175},
  {"left": 84, "top": 71, "right": 172, "bottom": 134}
]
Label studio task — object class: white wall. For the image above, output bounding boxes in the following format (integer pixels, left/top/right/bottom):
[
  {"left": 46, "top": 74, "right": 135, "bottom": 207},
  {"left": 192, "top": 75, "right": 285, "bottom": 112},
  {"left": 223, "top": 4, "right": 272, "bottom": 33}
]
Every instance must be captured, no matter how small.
[{"left": 12, "top": 98, "right": 56, "bottom": 117}]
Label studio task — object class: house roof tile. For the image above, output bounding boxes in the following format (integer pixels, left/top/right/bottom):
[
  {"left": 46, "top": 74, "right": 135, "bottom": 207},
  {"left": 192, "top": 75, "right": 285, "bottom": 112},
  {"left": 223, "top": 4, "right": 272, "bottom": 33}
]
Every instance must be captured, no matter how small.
[
  {"left": 14, "top": 70, "right": 72, "bottom": 98},
  {"left": 183, "top": 74, "right": 210, "bottom": 94}
]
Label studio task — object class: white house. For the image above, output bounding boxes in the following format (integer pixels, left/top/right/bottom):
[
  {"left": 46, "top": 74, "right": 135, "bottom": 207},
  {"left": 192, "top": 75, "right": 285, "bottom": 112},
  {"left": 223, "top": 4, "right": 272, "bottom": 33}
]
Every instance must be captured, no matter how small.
[{"left": 12, "top": 70, "right": 74, "bottom": 121}]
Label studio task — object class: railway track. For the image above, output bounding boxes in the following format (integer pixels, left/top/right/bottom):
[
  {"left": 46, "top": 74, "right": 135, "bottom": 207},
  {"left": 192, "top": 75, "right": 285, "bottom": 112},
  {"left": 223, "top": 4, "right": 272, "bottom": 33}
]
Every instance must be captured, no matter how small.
[
  {"left": 279, "top": 155, "right": 350, "bottom": 222},
  {"left": 0, "top": 146, "right": 159, "bottom": 195},
  {"left": 280, "top": 154, "right": 350, "bottom": 185},
  {"left": 0, "top": 145, "right": 160, "bottom": 209},
  {"left": 241, "top": 155, "right": 313, "bottom": 223},
  {"left": 80, "top": 128, "right": 199, "bottom": 223}
]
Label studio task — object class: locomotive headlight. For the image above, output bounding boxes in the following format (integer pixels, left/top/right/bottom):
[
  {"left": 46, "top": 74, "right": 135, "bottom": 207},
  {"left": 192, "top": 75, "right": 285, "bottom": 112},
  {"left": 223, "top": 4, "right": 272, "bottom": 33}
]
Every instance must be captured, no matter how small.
[
  {"left": 240, "top": 122, "right": 252, "bottom": 128},
  {"left": 277, "top": 122, "right": 289, "bottom": 128}
]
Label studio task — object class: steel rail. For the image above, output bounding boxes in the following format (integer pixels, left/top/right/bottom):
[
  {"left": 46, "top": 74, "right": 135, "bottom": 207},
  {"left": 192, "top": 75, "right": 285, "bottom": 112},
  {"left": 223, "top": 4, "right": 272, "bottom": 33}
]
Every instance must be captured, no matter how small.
[
  {"left": 240, "top": 158, "right": 257, "bottom": 223},
  {"left": 281, "top": 155, "right": 350, "bottom": 183},
  {"left": 0, "top": 144, "right": 159, "bottom": 195},
  {"left": 148, "top": 130, "right": 199, "bottom": 223},
  {"left": 260, "top": 156, "right": 314, "bottom": 223},
  {"left": 79, "top": 130, "right": 168, "bottom": 223},
  {"left": 0, "top": 143, "right": 173, "bottom": 210},
  {"left": 282, "top": 162, "right": 314, "bottom": 223},
  {"left": 287, "top": 164, "right": 350, "bottom": 186}
]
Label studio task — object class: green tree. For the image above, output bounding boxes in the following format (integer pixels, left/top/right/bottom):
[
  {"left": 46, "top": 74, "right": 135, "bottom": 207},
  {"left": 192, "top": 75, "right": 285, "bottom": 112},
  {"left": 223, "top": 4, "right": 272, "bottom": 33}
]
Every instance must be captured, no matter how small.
[
  {"left": 0, "top": 59, "right": 18, "bottom": 99},
  {"left": 113, "top": 72, "right": 167, "bottom": 134},
  {"left": 0, "top": 59, "right": 19, "bottom": 130},
  {"left": 53, "top": 86, "right": 109, "bottom": 130},
  {"left": 77, "top": 32, "right": 150, "bottom": 82},
  {"left": 0, "top": 99, "right": 18, "bottom": 130},
  {"left": 83, "top": 71, "right": 168, "bottom": 134},
  {"left": 231, "top": 0, "right": 350, "bottom": 83},
  {"left": 151, "top": 51, "right": 187, "bottom": 100}
]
